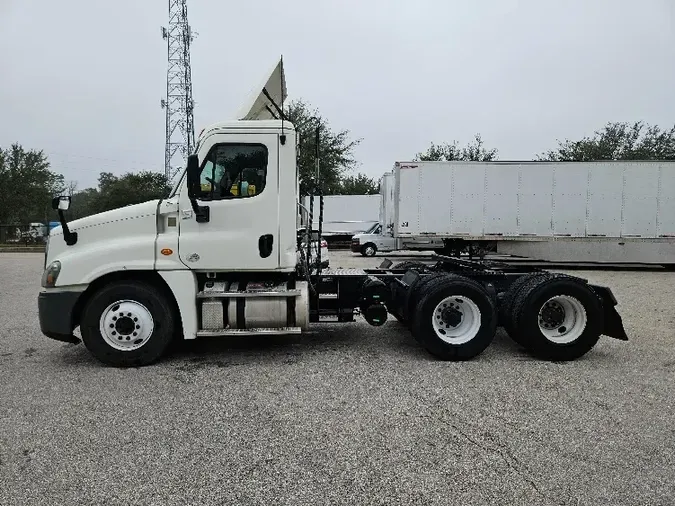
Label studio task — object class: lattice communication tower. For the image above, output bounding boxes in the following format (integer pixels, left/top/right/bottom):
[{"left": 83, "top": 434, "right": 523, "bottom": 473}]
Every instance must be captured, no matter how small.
[{"left": 161, "top": 0, "right": 195, "bottom": 180}]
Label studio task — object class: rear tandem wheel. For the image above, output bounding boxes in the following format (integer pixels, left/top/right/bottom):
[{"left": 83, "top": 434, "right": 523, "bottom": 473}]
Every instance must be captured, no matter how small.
[
  {"left": 509, "top": 275, "right": 604, "bottom": 361},
  {"left": 500, "top": 273, "right": 550, "bottom": 346},
  {"left": 411, "top": 274, "right": 497, "bottom": 360}
]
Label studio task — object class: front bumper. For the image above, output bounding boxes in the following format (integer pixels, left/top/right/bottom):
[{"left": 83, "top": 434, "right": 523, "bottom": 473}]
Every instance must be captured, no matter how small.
[
  {"left": 38, "top": 290, "right": 82, "bottom": 344},
  {"left": 350, "top": 242, "right": 361, "bottom": 253}
]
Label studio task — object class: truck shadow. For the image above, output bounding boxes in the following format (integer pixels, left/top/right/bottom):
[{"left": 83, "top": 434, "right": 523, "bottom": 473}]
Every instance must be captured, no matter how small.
[
  {"left": 51, "top": 323, "right": 619, "bottom": 370},
  {"left": 166, "top": 324, "right": 412, "bottom": 364},
  {"left": 163, "top": 323, "right": 592, "bottom": 369}
]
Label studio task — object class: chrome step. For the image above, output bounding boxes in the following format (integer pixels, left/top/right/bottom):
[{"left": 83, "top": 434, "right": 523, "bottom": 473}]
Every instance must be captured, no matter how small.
[
  {"left": 197, "top": 327, "right": 302, "bottom": 337},
  {"left": 319, "top": 293, "right": 338, "bottom": 299},
  {"left": 197, "top": 290, "right": 301, "bottom": 299}
]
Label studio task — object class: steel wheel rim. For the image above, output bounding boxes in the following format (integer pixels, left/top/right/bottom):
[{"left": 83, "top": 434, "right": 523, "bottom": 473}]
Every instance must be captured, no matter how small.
[
  {"left": 432, "top": 295, "right": 482, "bottom": 344},
  {"left": 365, "top": 246, "right": 375, "bottom": 256},
  {"left": 99, "top": 300, "right": 154, "bottom": 351},
  {"left": 538, "top": 295, "right": 587, "bottom": 344}
]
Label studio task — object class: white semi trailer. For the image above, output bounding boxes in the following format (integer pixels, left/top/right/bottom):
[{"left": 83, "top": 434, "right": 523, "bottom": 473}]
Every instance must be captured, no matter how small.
[
  {"left": 37, "top": 60, "right": 628, "bottom": 367},
  {"left": 352, "top": 160, "right": 675, "bottom": 264}
]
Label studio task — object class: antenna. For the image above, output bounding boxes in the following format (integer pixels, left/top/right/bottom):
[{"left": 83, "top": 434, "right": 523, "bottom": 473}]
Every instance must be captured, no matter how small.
[{"left": 161, "top": 0, "right": 196, "bottom": 181}]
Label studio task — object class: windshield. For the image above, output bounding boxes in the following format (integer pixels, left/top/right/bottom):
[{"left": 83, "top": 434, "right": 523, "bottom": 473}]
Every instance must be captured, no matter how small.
[{"left": 366, "top": 222, "right": 381, "bottom": 234}]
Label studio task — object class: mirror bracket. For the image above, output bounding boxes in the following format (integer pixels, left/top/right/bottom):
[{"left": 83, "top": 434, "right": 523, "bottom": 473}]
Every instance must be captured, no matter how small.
[{"left": 51, "top": 196, "right": 78, "bottom": 246}]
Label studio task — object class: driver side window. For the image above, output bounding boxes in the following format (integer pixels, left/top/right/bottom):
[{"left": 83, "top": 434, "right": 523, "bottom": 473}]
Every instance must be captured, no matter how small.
[{"left": 198, "top": 143, "right": 268, "bottom": 200}]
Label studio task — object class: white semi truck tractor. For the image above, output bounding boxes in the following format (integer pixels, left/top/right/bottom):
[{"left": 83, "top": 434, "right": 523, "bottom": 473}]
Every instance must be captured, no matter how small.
[{"left": 38, "top": 60, "right": 628, "bottom": 367}]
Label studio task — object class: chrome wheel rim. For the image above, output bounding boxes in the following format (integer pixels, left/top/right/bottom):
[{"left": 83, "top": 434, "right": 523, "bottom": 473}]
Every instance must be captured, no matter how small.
[
  {"left": 99, "top": 300, "right": 154, "bottom": 351},
  {"left": 432, "top": 295, "right": 482, "bottom": 344},
  {"left": 538, "top": 295, "right": 587, "bottom": 344}
]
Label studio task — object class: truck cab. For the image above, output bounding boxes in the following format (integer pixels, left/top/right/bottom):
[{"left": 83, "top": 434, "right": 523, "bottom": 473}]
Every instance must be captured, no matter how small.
[{"left": 38, "top": 60, "right": 314, "bottom": 366}]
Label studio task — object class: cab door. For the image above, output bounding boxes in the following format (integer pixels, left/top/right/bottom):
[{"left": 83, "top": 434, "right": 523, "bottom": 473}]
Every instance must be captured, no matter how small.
[{"left": 177, "top": 133, "right": 281, "bottom": 271}]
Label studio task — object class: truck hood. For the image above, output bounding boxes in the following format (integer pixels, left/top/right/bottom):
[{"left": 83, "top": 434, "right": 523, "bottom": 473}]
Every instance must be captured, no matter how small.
[
  {"left": 46, "top": 200, "right": 161, "bottom": 286},
  {"left": 50, "top": 200, "right": 160, "bottom": 238}
]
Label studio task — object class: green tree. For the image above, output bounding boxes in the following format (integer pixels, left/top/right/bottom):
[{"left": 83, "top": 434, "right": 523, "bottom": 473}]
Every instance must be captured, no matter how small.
[
  {"left": 335, "top": 173, "right": 379, "bottom": 195},
  {"left": 0, "top": 143, "right": 64, "bottom": 224},
  {"left": 91, "top": 171, "right": 172, "bottom": 215},
  {"left": 539, "top": 122, "right": 675, "bottom": 161},
  {"left": 414, "top": 134, "right": 498, "bottom": 162},
  {"left": 69, "top": 187, "right": 100, "bottom": 220},
  {"left": 285, "top": 99, "right": 361, "bottom": 194}
]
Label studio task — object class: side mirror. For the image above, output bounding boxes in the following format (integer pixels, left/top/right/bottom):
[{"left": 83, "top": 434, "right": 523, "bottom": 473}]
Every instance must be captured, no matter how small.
[
  {"left": 51, "top": 196, "right": 71, "bottom": 211},
  {"left": 51, "top": 196, "right": 77, "bottom": 246},
  {"left": 185, "top": 154, "right": 210, "bottom": 223},
  {"left": 186, "top": 154, "right": 200, "bottom": 199}
]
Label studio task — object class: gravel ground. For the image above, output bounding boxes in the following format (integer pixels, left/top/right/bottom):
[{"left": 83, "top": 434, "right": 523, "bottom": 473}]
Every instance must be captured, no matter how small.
[{"left": 1, "top": 251, "right": 675, "bottom": 505}]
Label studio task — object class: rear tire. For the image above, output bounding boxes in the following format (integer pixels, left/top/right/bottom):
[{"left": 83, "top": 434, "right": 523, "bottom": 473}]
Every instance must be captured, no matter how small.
[
  {"left": 412, "top": 275, "right": 497, "bottom": 360},
  {"left": 361, "top": 243, "right": 377, "bottom": 257},
  {"left": 500, "top": 273, "right": 549, "bottom": 346},
  {"left": 511, "top": 276, "right": 603, "bottom": 361},
  {"left": 81, "top": 281, "right": 175, "bottom": 367},
  {"left": 404, "top": 273, "right": 447, "bottom": 330}
]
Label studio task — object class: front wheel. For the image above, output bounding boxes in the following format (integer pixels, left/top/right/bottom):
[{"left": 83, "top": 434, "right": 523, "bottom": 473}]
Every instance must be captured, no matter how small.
[
  {"left": 361, "top": 243, "right": 377, "bottom": 257},
  {"left": 80, "top": 281, "right": 176, "bottom": 367}
]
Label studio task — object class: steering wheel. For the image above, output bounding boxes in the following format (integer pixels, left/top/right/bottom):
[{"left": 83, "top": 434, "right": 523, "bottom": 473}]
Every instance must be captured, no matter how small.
[{"left": 204, "top": 176, "right": 233, "bottom": 197}]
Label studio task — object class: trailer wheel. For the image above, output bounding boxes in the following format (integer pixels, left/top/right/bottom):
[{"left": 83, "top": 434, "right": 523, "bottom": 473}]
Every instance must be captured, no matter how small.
[
  {"left": 511, "top": 276, "right": 603, "bottom": 361},
  {"left": 80, "top": 281, "right": 175, "bottom": 367},
  {"left": 412, "top": 275, "right": 497, "bottom": 360},
  {"left": 361, "top": 243, "right": 377, "bottom": 257}
]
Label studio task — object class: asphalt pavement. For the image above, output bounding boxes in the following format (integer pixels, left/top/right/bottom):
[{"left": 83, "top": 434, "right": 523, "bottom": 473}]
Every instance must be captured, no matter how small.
[{"left": 1, "top": 252, "right": 674, "bottom": 505}]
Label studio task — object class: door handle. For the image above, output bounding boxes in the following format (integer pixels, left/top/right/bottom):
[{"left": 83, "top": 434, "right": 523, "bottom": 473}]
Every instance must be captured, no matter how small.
[{"left": 258, "top": 234, "right": 273, "bottom": 258}]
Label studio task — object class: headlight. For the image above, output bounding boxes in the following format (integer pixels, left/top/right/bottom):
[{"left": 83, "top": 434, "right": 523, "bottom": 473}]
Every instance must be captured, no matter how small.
[{"left": 41, "top": 261, "right": 61, "bottom": 288}]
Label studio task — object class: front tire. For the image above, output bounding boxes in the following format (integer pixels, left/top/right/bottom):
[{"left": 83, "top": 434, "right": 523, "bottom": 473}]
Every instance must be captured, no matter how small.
[
  {"left": 361, "top": 243, "right": 377, "bottom": 257},
  {"left": 81, "top": 281, "right": 175, "bottom": 367},
  {"left": 412, "top": 275, "right": 497, "bottom": 360}
]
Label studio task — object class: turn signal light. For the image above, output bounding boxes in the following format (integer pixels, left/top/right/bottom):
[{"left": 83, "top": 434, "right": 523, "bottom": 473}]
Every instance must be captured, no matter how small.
[{"left": 161, "top": 248, "right": 173, "bottom": 256}]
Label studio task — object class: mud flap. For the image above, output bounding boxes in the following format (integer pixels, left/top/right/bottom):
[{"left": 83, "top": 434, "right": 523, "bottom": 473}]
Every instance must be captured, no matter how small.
[
  {"left": 589, "top": 284, "right": 629, "bottom": 341},
  {"left": 379, "top": 258, "right": 393, "bottom": 269}
]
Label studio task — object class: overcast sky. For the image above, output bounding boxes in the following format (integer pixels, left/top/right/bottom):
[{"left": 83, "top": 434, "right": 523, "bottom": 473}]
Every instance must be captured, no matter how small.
[{"left": 1, "top": 0, "right": 674, "bottom": 189}]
